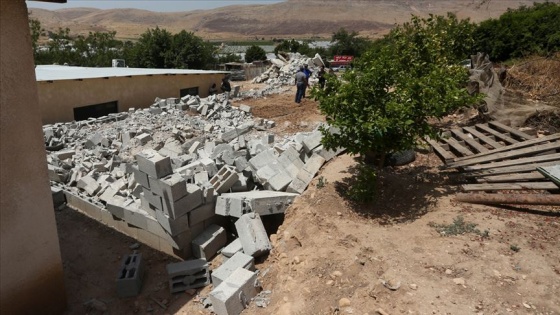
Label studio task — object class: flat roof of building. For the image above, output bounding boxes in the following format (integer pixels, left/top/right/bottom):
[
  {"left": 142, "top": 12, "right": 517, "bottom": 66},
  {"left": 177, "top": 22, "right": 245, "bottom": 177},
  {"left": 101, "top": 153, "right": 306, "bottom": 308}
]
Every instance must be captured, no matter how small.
[{"left": 35, "top": 65, "right": 229, "bottom": 82}]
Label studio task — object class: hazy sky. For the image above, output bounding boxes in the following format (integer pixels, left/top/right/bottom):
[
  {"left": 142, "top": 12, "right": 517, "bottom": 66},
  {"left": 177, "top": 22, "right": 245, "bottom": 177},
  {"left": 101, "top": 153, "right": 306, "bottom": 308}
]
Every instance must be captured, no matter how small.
[{"left": 26, "top": 0, "right": 285, "bottom": 12}]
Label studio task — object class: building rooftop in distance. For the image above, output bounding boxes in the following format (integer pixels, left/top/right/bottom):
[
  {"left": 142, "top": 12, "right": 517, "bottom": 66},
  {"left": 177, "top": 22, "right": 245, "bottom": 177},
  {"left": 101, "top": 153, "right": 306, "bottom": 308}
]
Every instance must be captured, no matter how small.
[{"left": 35, "top": 65, "right": 229, "bottom": 82}]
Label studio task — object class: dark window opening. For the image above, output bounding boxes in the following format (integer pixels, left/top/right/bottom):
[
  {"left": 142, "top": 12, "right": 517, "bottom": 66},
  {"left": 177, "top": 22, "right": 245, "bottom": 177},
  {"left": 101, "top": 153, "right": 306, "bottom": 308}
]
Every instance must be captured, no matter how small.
[
  {"left": 73, "top": 100, "right": 118, "bottom": 121},
  {"left": 180, "top": 87, "right": 199, "bottom": 97}
]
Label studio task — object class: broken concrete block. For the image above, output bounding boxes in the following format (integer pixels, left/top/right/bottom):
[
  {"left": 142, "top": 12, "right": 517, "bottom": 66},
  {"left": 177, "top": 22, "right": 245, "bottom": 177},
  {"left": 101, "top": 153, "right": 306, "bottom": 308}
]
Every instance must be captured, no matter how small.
[
  {"left": 106, "top": 195, "right": 127, "bottom": 219},
  {"left": 209, "top": 268, "right": 259, "bottom": 315},
  {"left": 166, "top": 259, "right": 210, "bottom": 293},
  {"left": 194, "top": 171, "right": 209, "bottom": 185},
  {"left": 55, "top": 149, "right": 75, "bottom": 160},
  {"left": 211, "top": 252, "right": 255, "bottom": 287},
  {"left": 200, "top": 157, "right": 218, "bottom": 177},
  {"left": 188, "top": 202, "right": 216, "bottom": 227},
  {"left": 267, "top": 171, "right": 292, "bottom": 191},
  {"left": 221, "top": 239, "right": 243, "bottom": 258},
  {"left": 135, "top": 150, "right": 172, "bottom": 179},
  {"left": 77, "top": 175, "right": 101, "bottom": 196},
  {"left": 216, "top": 191, "right": 298, "bottom": 218},
  {"left": 191, "top": 224, "right": 227, "bottom": 260},
  {"left": 235, "top": 213, "right": 272, "bottom": 257},
  {"left": 142, "top": 187, "right": 163, "bottom": 211},
  {"left": 159, "top": 173, "right": 187, "bottom": 201},
  {"left": 123, "top": 206, "right": 150, "bottom": 230},
  {"left": 162, "top": 184, "right": 202, "bottom": 219},
  {"left": 248, "top": 149, "right": 278, "bottom": 171},
  {"left": 239, "top": 104, "right": 252, "bottom": 113},
  {"left": 47, "top": 164, "right": 69, "bottom": 183},
  {"left": 302, "top": 130, "right": 322, "bottom": 152},
  {"left": 209, "top": 165, "right": 239, "bottom": 194},
  {"left": 155, "top": 209, "right": 190, "bottom": 236},
  {"left": 286, "top": 153, "right": 325, "bottom": 194},
  {"left": 116, "top": 251, "right": 145, "bottom": 297},
  {"left": 136, "top": 133, "right": 152, "bottom": 145}
]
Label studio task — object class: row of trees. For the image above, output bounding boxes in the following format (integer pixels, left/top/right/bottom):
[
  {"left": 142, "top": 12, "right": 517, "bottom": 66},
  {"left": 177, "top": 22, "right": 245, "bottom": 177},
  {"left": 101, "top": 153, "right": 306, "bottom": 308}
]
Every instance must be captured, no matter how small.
[{"left": 30, "top": 2, "right": 559, "bottom": 68}]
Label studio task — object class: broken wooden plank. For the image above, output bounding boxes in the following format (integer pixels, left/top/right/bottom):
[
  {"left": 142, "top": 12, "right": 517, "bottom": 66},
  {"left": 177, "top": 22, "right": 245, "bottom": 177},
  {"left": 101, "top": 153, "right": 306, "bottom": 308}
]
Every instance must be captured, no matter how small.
[
  {"left": 537, "top": 165, "right": 560, "bottom": 186},
  {"left": 463, "top": 153, "right": 560, "bottom": 171},
  {"left": 452, "top": 133, "right": 560, "bottom": 163},
  {"left": 450, "top": 129, "right": 489, "bottom": 153},
  {"left": 476, "top": 172, "right": 545, "bottom": 183},
  {"left": 456, "top": 193, "right": 560, "bottom": 206},
  {"left": 476, "top": 124, "right": 519, "bottom": 145},
  {"left": 462, "top": 182, "right": 559, "bottom": 191},
  {"left": 426, "top": 138, "right": 455, "bottom": 163},
  {"left": 465, "top": 161, "right": 560, "bottom": 177},
  {"left": 489, "top": 121, "right": 535, "bottom": 141},
  {"left": 444, "top": 137, "right": 474, "bottom": 157},
  {"left": 448, "top": 141, "right": 560, "bottom": 168},
  {"left": 462, "top": 126, "right": 503, "bottom": 149}
]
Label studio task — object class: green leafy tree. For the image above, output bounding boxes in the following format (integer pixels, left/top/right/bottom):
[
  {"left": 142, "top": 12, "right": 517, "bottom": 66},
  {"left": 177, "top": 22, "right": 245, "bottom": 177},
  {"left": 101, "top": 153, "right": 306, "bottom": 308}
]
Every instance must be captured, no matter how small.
[
  {"left": 329, "top": 28, "right": 371, "bottom": 58},
  {"left": 314, "top": 14, "right": 481, "bottom": 166},
  {"left": 474, "top": 2, "right": 560, "bottom": 61},
  {"left": 29, "top": 17, "right": 42, "bottom": 56},
  {"left": 73, "top": 31, "right": 122, "bottom": 67},
  {"left": 132, "top": 27, "right": 173, "bottom": 68},
  {"left": 165, "top": 30, "right": 215, "bottom": 69},
  {"left": 245, "top": 45, "right": 267, "bottom": 63}
]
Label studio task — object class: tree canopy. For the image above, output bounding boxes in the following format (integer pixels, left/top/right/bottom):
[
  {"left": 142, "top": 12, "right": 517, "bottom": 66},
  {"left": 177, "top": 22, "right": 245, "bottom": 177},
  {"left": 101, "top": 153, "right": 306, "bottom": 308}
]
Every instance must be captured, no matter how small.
[
  {"left": 314, "top": 14, "right": 481, "bottom": 161},
  {"left": 245, "top": 45, "right": 267, "bottom": 63},
  {"left": 473, "top": 2, "right": 560, "bottom": 61}
]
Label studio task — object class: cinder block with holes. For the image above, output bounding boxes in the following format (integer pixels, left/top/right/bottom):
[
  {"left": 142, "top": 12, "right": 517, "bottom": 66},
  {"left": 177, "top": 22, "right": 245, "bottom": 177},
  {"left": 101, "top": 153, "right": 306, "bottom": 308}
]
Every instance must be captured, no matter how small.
[
  {"left": 209, "top": 165, "right": 239, "bottom": 193},
  {"left": 116, "top": 251, "right": 145, "bottom": 297},
  {"left": 166, "top": 259, "right": 210, "bottom": 293}
]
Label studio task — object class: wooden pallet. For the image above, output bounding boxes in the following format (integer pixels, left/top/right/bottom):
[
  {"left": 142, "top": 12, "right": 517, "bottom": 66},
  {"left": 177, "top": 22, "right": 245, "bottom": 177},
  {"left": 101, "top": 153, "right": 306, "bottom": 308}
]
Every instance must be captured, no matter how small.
[{"left": 427, "top": 121, "right": 560, "bottom": 194}]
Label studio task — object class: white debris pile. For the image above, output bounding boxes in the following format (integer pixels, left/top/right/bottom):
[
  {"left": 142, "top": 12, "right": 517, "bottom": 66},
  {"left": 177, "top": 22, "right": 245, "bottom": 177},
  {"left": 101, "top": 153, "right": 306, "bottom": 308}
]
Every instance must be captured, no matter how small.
[
  {"left": 246, "top": 53, "right": 325, "bottom": 96},
  {"left": 45, "top": 91, "right": 344, "bottom": 262}
]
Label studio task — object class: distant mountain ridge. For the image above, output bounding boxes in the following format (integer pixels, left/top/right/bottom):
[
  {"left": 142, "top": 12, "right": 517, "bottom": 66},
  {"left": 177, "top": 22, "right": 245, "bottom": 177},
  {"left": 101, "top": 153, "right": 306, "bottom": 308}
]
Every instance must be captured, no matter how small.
[{"left": 28, "top": 0, "right": 545, "bottom": 40}]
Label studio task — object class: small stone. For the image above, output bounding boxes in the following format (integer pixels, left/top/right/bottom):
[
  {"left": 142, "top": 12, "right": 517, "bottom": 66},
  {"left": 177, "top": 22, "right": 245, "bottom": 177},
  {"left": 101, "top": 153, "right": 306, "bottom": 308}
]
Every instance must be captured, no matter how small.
[
  {"left": 338, "top": 298, "right": 351, "bottom": 307},
  {"left": 522, "top": 303, "right": 531, "bottom": 309},
  {"left": 445, "top": 269, "right": 453, "bottom": 275},
  {"left": 83, "top": 299, "right": 107, "bottom": 312},
  {"left": 326, "top": 280, "right": 334, "bottom": 286},
  {"left": 409, "top": 283, "right": 418, "bottom": 290},
  {"left": 130, "top": 242, "right": 141, "bottom": 250},
  {"left": 453, "top": 278, "right": 465, "bottom": 285},
  {"left": 293, "top": 256, "right": 301, "bottom": 264},
  {"left": 337, "top": 212, "right": 342, "bottom": 216},
  {"left": 332, "top": 271, "right": 343, "bottom": 278}
]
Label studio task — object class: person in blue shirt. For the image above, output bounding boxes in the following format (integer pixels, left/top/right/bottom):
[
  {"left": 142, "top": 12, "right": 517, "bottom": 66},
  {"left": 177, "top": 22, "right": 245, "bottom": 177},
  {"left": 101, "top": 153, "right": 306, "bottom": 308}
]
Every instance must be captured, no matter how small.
[{"left": 302, "top": 64, "right": 312, "bottom": 98}]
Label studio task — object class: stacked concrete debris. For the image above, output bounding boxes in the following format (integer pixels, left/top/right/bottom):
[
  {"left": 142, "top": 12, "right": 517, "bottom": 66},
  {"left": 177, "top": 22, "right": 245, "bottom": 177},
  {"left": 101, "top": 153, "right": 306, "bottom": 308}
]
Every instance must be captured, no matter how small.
[
  {"left": 45, "top": 92, "right": 343, "bottom": 259},
  {"left": 243, "top": 53, "right": 325, "bottom": 98}
]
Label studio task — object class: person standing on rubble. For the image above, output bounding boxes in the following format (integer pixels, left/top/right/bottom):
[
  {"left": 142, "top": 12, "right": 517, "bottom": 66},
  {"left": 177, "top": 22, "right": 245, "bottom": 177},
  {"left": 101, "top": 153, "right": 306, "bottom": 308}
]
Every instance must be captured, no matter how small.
[
  {"left": 294, "top": 66, "right": 307, "bottom": 104},
  {"left": 221, "top": 75, "right": 232, "bottom": 100},
  {"left": 317, "top": 65, "right": 326, "bottom": 89},
  {"left": 302, "top": 64, "right": 312, "bottom": 98}
]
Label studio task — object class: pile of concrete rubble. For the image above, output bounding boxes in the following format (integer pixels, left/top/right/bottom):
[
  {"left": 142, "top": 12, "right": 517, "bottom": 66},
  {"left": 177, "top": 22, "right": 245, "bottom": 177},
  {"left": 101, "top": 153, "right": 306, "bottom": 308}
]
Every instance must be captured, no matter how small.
[
  {"left": 243, "top": 53, "right": 325, "bottom": 97},
  {"left": 45, "top": 91, "right": 342, "bottom": 314}
]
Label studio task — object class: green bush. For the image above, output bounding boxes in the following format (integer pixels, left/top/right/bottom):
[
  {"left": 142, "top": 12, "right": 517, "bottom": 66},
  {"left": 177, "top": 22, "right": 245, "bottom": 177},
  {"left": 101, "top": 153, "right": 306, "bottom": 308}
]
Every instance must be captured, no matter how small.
[
  {"left": 314, "top": 14, "right": 481, "bottom": 161},
  {"left": 245, "top": 45, "right": 267, "bottom": 63},
  {"left": 473, "top": 2, "right": 560, "bottom": 61}
]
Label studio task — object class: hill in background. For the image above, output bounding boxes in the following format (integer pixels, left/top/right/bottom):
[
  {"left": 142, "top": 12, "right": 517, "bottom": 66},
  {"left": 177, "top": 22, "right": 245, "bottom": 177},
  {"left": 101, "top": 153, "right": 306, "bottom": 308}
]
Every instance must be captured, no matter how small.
[{"left": 29, "top": 0, "right": 546, "bottom": 40}]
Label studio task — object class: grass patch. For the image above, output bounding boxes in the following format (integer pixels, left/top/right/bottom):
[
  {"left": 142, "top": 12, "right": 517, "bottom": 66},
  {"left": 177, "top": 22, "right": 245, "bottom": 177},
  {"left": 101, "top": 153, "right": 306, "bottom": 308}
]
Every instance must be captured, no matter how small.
[
  {"left": 429, "top": 216, "right": 489, "bottom": 237},
  {"left": 316, "top": 176, "right": 327, "bottom": 189}
]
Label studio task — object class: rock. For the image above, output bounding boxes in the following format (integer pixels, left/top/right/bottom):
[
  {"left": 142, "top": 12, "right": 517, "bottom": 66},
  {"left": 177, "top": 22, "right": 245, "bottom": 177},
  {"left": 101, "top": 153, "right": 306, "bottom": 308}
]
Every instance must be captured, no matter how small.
[
  {"left": 409, "top": 283, "right": 418, "bottom": 290},
  {"left": 83, "top": 299, "right": 107, "bottom": 312},
  {"left": 376, "top": 308, "right": 390, "bottom": 315},
  {"left": 129, "top": 242, "right": 141, "bottom": 249},
  {"left": 522, "top": 303, "right": 531, "bottom": 309},
  {"left": 331, "top": 270, "right": 343, "bottom": 278},
  {"left": 453, "top": 278, "right": 465, "bottom": 285},
  {"left": 338, "top": 298, "right": 351, "bottom": 307},
  {"left": 326, "top": 280, "right": 334, "bottom": 286},
  {"left": 445, "top": 269, "right": 453, "bottom": 275}
]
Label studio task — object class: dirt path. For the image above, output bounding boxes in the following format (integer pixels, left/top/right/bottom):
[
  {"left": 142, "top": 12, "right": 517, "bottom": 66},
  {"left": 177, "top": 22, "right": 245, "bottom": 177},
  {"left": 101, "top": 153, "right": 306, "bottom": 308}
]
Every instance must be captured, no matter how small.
[{"left": 57, "top": 85, "right": 560, "bottom": 315}]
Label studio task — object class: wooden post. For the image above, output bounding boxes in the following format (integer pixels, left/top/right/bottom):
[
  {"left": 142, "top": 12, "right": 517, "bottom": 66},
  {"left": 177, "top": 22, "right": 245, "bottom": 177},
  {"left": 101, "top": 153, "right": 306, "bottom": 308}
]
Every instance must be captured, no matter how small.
[{"left": 456, "top": 193, "right": 560, "bottom": 206}]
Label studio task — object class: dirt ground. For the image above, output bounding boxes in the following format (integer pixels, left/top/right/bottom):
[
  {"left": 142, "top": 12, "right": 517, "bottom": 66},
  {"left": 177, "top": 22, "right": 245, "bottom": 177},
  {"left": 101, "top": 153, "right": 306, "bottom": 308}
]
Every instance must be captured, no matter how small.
[{"left": 56, "top": 83, "right": 560, "bottom": 315}]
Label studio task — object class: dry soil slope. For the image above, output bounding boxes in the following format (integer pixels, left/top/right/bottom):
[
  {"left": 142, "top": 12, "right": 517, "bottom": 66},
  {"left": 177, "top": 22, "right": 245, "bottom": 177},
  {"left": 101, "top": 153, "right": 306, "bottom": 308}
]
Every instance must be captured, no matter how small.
[{"left": 29, "top": 0, "right": 546, "bottom": 40}]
